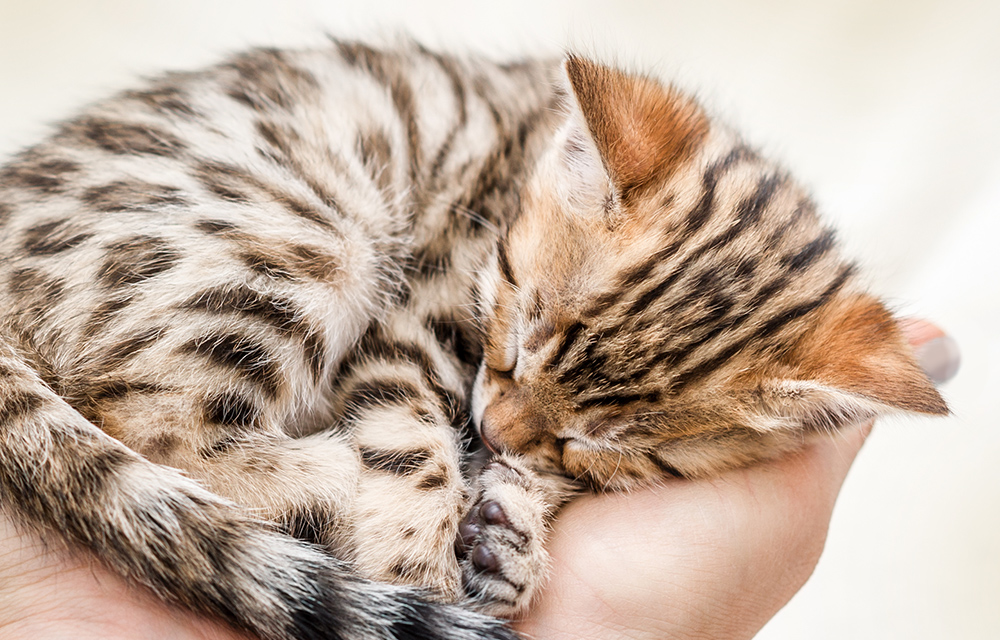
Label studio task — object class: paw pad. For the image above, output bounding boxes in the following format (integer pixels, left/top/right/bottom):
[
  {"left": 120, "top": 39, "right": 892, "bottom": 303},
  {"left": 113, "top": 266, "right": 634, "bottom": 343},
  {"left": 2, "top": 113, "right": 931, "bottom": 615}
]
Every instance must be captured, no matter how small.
[{"left": 457, "top": 500, "right": 510, "bottom": 573}]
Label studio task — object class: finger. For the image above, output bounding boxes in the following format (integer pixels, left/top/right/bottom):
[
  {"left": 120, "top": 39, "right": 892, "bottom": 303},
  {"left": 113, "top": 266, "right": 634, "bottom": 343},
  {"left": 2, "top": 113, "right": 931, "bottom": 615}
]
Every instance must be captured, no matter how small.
[{"left": 897, "top": 318, "right": 960, "bottom": 383}]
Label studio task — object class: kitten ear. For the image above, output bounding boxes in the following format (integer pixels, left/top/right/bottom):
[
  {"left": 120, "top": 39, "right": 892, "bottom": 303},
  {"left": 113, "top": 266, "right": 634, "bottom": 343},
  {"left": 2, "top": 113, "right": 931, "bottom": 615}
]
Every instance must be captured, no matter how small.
[
  {"left": 755, "top": 294, "right": 948, "bottom": 432},
  {"left": 561, "top": 55, "right": 708, "bottom": 203}
]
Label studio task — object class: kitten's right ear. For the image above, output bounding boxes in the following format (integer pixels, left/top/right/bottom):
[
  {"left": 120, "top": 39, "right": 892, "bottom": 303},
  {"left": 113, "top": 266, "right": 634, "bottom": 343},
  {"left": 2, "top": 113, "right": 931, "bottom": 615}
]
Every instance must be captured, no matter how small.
[{"left": 556, "top": 55, "right": 708, "bottom": 208}]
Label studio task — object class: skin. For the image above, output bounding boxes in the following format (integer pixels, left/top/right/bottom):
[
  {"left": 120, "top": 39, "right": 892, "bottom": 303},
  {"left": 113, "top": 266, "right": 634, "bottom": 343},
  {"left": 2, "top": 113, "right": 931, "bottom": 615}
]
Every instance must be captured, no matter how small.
[{"left": 0, "top": 322, "right": 948, "bottom": 640}]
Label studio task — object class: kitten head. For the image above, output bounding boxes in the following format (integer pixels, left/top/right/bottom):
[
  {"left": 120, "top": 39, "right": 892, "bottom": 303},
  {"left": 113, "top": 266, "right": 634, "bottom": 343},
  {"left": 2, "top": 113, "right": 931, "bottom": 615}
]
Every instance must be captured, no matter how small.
[{"left": 470, "top": 56, "right": 947, "bottom": 489}]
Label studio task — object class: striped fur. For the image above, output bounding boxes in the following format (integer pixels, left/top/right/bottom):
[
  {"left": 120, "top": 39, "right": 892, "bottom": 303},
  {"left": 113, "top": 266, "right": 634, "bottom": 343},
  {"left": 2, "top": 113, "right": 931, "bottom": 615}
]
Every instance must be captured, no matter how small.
[
  {"left": 0, "top": 40, "right": 945, "bottom": 639},
  {"left": 471, "top": 56, "right": 945, "bottom": 489}
]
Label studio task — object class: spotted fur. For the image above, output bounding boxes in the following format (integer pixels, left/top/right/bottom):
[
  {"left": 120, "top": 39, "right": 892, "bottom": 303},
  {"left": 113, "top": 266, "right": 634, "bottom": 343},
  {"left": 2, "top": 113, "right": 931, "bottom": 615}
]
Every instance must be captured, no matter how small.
[{"left": 0, "top": 40, "right": 945, "bottom": 640}]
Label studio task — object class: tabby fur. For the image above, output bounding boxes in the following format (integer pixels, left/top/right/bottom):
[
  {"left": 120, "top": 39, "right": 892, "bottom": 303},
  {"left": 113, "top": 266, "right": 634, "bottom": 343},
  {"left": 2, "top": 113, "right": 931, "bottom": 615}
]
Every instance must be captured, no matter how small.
[{"left": 0, "top": 39, "right": 946, "bottom": 640}]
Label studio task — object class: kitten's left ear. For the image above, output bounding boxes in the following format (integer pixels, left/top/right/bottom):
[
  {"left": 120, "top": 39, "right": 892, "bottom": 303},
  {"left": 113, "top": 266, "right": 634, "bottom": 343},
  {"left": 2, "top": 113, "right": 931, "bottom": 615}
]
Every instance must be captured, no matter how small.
[
  {"left": 756, "top": 294, "right": 948, "bottom": 431},
  {"left": 560, "top": 55, "right": 709, "bottom": 203}
]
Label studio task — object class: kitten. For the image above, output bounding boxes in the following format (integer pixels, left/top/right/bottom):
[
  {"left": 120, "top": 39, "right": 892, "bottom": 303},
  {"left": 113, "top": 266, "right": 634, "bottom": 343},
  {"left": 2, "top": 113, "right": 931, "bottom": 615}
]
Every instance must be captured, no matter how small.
[{"left": 0, "top": 39, "right": 946, "bottom": 640}]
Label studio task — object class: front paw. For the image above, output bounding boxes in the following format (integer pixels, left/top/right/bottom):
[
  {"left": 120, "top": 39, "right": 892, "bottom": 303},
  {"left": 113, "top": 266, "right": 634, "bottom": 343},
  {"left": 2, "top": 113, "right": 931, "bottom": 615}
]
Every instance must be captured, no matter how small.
[{"left": 456, "top": 459, "right": 548, "bottom": 617}]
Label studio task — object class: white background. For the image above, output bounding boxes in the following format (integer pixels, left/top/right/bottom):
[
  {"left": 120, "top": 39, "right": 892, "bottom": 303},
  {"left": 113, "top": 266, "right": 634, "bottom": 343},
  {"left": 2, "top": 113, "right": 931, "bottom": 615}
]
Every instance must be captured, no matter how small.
[{"left": 0, "top": 1, "right": 996, "bottom": 637}]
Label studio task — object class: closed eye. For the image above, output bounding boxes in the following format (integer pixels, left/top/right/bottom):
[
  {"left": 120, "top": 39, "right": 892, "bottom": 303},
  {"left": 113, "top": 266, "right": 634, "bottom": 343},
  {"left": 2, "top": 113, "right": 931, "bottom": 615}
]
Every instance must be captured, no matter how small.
[
  {"left": 485, "top": 334, "right": 519, "bottom": 376},
  {"left": 488, "top": 364, "right": 514, "bottom": 381}
]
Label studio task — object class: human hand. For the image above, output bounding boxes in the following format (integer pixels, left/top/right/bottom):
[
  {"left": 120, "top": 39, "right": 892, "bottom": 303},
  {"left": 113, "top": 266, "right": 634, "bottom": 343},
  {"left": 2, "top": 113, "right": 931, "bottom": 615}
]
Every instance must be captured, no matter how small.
[
  {"left": 0, "top": 322, "right": 957, "bottom": 640},
  {"left": 0, "top": 508, "right": 249, "bottom": 639}
]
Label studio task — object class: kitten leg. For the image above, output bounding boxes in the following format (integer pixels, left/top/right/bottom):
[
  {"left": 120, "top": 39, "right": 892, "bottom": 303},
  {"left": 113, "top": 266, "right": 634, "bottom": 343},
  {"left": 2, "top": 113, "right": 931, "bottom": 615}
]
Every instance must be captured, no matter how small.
[
  {"left": 89, "top": 386, "right": 366, "bottom": 551},
  {"left": 459, "top": 454, "right": 576, "bottom": 616},
  {"left": 323, "top": 308, "right": 488, "bottom": 601},
  {"left": 340, "top": 360, "right": 472, "bottom": 600}
]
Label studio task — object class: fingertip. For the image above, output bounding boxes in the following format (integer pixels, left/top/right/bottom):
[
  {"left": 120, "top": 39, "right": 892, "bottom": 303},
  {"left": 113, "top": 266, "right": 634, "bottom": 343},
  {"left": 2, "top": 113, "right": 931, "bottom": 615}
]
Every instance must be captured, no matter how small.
[
  {"left": 897, "top": 318, "right": 945, "bottom": 346},
  {"left": 897, "top": 318, "right": 960, "bottom": 384},
  {"left": 916, "top": 335, "right": 961, "bottom": 384}
]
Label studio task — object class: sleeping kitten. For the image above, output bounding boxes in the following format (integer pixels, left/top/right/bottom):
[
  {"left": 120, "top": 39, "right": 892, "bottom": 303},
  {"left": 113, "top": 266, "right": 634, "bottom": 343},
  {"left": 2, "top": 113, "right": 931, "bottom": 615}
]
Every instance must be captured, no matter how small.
[{"left": 0, "top": 39, "right": 945, "bottom": 640}]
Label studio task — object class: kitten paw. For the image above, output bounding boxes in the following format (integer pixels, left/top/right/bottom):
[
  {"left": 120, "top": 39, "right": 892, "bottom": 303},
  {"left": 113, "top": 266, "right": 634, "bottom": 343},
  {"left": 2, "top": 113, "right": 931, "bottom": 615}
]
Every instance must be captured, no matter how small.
[{"left": 457, "top": 459, "right": 548, "bottom": 616}]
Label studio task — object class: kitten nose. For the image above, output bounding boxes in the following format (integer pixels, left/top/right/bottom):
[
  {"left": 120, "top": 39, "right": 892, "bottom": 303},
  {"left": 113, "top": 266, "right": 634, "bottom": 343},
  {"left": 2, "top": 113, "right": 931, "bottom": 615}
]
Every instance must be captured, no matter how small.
[
  {"left": 480, "top": 387, "right": 552, "bottom": 454},
  {"left": 477, "top": 416, "right": 502, "bottom": 455}
]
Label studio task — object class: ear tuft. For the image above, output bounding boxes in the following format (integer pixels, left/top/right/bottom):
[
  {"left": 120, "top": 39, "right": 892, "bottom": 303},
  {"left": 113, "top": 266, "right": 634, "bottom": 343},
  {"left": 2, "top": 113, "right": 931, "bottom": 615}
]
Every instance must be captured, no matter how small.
[
  {"left": 563, "top": 55, "right": 709, "bottom": 200},
  {"left": 751, "top": 379, "right": 881, "bottom": 433}
]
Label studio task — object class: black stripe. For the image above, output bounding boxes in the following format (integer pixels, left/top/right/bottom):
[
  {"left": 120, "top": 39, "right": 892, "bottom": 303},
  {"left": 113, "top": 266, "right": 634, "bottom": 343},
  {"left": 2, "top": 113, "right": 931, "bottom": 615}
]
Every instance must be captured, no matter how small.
[
  {"left": 182, "top": 333, "right": 282, "bottom": 398},
  {"left": 84, "top": 379, "right": 166, "bottom": 404},
  {"left": 359, "top": 447, "right": 430, "bottom": 476},
  {"left": 546, "top": 321, "right": 586, "bottom": 371},
  {"left": 767, "top": 197, "right": 816, "bottom": 245},
  {"left": 582, "top": 149, "right": 748, "bottom": 318},
  {"left": 621, "top": 173, "right": 782, "bottom": 319},
  {"left": 125, "top": 85, "right": 200, "bottom": 118},
  {"left": 646, "top": 293, "right": 745, "bottom": 374},
  {"left": 361, "top": 329, "right": 468, "bottom": 428},
  {"left": 342, "top": 378, "right": 422, "bottom": 418},
  {"left": 81, "top": 295, "right": 135, "bottom": 338},
  {"left": 640, "top": 252, "right": 807, "bottom": 378},
  {"left": 239, "top": 250, "right": 296, "bottom": 279},
  {"left": 179, "top": 286, "right": 325, "bottom": 381},
  {"left": 782, "top": 228, "right": 835, "bottom": 272},
  {"left": 669, "top": 264, "right": 855, "bottom": 391},
  {"left": 496, "top": 241, "right": 517, "bottom": 288},
  {"left": 1, "top": 157, "right": 80, "bottom": 193},
  {"left": 0, "top": 390, "right": 45, "bottom": 425},
  {"left": 410, "top": 244, "right": 452, "bottom": 277},
  {"left": 427, "top": 316, "right": 482, "bottom": 367},
  {"left": 684, "top": 146, "right": 757, "bottom": 234},
  {"left": 353, "top": 331, "right": 436, "bottom": 381},
  {"left": 378, "top": 336, "right": 464, "bottom": 424},
  {"left": 98, "top": 328, "right": 162, "bottom": 370},
  {"left": 280, "top": 196, "right": 331, "bottom": 230},
  {"left": 556, "top": 338, "right": 610, "bottom": 391},
  {"left": 279, "top": 505, "right": 332, "bottom": 547},
  {"left": 645, "top": 271, "right": 793, "bottom": 380},
  {"left": 416, "top": 472, "right": 449, "bottom": 490},
  {"left": 200, "top": 434, "right": 242, "bottom": 459},
  {"left": 622, "top": 260, "right": 687, "bottom": 318},
  {"left": 180, "top": 286, "right": 301, "bottom": 328},
  {"left": 203, "top": 391, "right": 260, "bottom": 428},
  {"left": 23, "top": 220, "right": 92, "bottom": 256},
  {"left": 69, "top": 117, "right": 186, "bottom": 157},
  {"left": 8, "top": 267, "right": 66, "bottom": 302},
  {"left": 735, "top": 173, "right": 783, "bottom": 228},
  {"left": 224, "top": 48, "right": 319, "bottom": 113},
  {"left": 301, "top": 331, "right": 326, "bottom": 383},
  {"left": 751, "top": 264, "right": 856, "bottom": 344},
  {"left": 197, "top": 159, "right": 339, "bottom": 232},
  {"left": 338, "top": 41, "right": 422, "bottom": 180},
  {"left": 81, "top": 180, "right": 188, "bottom": 212},
  {"left": 575, "top": 390, "right": 660, "bottom": 409},
  {"left": 648, "top": 453, "right": 685, "bottom": 478},
  {"left": 98, "top": 236, "right": 179, "bottom": 289},
  {"left": 194, "top": 219, "right": 239, "bottom": 235}
]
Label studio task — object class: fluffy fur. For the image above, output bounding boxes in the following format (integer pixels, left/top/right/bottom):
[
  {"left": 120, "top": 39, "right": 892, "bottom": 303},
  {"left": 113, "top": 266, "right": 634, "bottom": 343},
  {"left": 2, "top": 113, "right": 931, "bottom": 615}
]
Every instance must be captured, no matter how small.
[{"left": 0, "top": 40, "right": 945, "bottom": 640}]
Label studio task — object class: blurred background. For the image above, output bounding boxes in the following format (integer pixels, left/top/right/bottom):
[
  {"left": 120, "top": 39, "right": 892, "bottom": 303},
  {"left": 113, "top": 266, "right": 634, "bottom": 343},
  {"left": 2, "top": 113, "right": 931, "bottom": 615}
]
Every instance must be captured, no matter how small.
[{"left": 0, "top": 1, "right": 996, "bottom": 637}]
